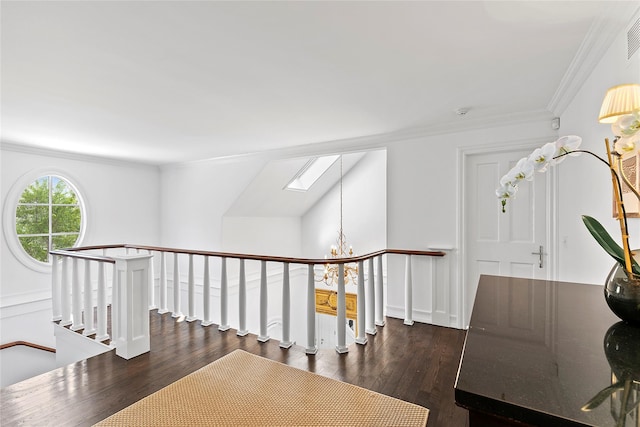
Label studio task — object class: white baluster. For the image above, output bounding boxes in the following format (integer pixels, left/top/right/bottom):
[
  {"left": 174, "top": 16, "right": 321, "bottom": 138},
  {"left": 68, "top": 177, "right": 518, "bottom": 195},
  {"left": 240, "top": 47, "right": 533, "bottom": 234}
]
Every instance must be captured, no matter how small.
[
  {"left": 280, "top": 262, "right": 293, "bottom": 349},
  {"left": 148, "top": 250, "right": 157, "bottom": 310},
  {"left": 305, "top": 265, "right": 317, "bottom": 355},
  {"left": 158, "top": 252, "right": 168, "bottom": 314},
  {"left": 186, "top": 254, "right": 196, "bottom": 322},
  {"left": 404, "top": 254, "right": 414, "bottom": 326},
  {"left": 355, "top": 260, "right": 367, "bottom": 345},
  {"left": 51, "top": 254, "right": 62, "bottom": 321},
  {"left": 366, "top": 257, "right": 376, "bottom": 335},
  {"left": 218, "top": 257, "right": 230, "bottom": 331},
  {"left": 83, "top": 260, "right": 96, "bottom": 336},
  {"left": 96, "top": 261, "right": 109, "bottom": 342},
  {"left": 172, "top": 253, "right": 183, "bottom": 318},
  {"left": 201, "top": 256, "right": 214, "bottom": 326},
  {"left": 336, "top": 264, "right": 348, "bottom": 353},
  {"left": 60, "top": 256, "right": 72, "bottom": 326},
  {"left": 376, "top": 255, "right": 385, "bottom": 327},
  {"left": 237, "top": 259, "right": 248, "bottom": 336},
  {"left": 112, "top": 261, "right": 118, "bottom": 345},
  {"left": 257, "top": 260, "right": 269, "bottom": 342},
  {"left": 71, "top": 258, "right": 84, "bottom": 331}
]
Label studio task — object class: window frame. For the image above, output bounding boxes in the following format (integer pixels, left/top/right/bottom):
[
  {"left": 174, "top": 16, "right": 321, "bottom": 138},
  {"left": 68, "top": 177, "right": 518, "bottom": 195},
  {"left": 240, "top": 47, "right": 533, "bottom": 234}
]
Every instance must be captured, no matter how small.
[{"left": 3, "top": 169, "right": 87, "bottom": 273}]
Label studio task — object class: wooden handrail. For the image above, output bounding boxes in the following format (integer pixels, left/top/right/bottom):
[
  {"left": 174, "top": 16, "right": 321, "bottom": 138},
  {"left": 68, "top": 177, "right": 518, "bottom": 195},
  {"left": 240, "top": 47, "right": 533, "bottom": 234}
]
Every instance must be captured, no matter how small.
[
  {"left": 60, "top": 244, "right": 125, "bottom": 252},
  {"left": 0, "top": 341, "right": 56, "bottom": 353},
  {"left": 52, "top": 244, "right": 445, "bottom": 265},
  {"left": 49, "top": 249, "right": 116, "bottom": 263}
]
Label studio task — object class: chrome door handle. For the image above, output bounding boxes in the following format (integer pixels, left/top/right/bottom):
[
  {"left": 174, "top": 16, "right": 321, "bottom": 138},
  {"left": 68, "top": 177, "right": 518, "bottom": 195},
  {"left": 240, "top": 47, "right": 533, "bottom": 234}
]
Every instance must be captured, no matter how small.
[{"left": 531, "top": 245, "right": 544, "bottom": 268}]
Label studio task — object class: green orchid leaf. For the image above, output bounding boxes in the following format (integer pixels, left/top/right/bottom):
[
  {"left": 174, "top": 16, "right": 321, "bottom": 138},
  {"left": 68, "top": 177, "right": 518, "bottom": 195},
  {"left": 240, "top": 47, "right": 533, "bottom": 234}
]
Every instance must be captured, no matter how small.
[
  {"left": 582, "top": 215, "right": 640, "bottom": 275},
  {"left": 581, "top": 381, "right": 624, "bottom": 411}
]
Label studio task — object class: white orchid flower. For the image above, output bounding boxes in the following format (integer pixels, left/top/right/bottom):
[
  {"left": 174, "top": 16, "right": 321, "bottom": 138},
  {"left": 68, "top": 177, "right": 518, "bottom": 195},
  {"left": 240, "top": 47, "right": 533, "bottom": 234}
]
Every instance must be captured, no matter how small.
[
  {"left": 496, "top": 183, "right": 518, "bottom": 213},
  {"left": 611, "top": 110, "right": 640, "bottom": 137},
  {"left": 500, "top": 157, "right": 534, "bottom": 187},
  {"left": 528, "top": 142, "right": 556, "bottom": 172},
  {"left": 614, "top": 133, "right": 640, "bottom": 158},
  {"left": 552, "top": 135, "right": 582, "bottom": 165},
  {"left": 496, "top": 183, "right": 517, "bottom": 199}
]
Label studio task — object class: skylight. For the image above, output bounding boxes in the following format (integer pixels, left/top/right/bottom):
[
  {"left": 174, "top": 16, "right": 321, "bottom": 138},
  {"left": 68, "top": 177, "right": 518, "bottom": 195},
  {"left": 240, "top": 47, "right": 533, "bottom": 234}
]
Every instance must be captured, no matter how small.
[{"left": 285, "top": 155, "right": 340, "bottom": 191}]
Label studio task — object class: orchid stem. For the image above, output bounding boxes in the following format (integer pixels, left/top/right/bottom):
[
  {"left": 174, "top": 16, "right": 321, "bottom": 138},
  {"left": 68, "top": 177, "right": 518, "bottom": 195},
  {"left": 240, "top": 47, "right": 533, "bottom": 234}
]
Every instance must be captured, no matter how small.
[
  {"left": 604, "top": 139, "right": 633, "bottom": 275},
  {"left": 554, "top": 144, "right": 634, "bottom": 275}
]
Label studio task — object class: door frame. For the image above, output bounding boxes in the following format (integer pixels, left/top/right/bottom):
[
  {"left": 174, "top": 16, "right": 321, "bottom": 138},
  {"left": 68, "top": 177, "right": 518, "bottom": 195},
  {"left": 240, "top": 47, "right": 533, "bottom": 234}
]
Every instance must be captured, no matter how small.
[{"left": 457, "top": 138, "right": 558, "bottom": 328}]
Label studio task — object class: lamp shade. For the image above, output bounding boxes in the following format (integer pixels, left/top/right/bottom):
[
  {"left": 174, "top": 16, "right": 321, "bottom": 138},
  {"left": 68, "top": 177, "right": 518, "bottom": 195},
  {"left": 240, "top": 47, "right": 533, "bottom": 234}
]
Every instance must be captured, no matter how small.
[{"left": 598, "top": 83, "right": 640, "bottom": 123}]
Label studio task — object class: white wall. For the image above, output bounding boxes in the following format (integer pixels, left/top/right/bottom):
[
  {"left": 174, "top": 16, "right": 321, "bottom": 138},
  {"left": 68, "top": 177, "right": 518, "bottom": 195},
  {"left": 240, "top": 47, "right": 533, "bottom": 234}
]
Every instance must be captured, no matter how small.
[
  {"left": 160, "top": 157, "right": 266, "bottom": 251},
  {"left": 301, "top": 149, "right": 386, "bottom": 258},
  {"left": 222, "top": 216, "right": 301, "bottom": 257},
  {"left": 557, "top": 12, "right": 640, "bottom": 284},
  {"left": 1, "top": 146, "right": 161, "bottom": 347}
]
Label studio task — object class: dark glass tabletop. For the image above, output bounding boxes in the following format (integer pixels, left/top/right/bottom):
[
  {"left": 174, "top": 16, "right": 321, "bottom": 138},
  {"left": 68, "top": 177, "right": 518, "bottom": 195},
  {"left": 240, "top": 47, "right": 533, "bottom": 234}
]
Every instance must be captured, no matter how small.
[{"left": 455, "top": 275, "right": 640, "bottom": 427}]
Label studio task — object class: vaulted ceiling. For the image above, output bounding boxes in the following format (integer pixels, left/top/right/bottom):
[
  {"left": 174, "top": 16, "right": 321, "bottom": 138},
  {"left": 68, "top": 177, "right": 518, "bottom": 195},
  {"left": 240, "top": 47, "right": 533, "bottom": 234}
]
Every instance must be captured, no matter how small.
[{"left": 1, "top": 1, "right": 637, "bottom": 165}]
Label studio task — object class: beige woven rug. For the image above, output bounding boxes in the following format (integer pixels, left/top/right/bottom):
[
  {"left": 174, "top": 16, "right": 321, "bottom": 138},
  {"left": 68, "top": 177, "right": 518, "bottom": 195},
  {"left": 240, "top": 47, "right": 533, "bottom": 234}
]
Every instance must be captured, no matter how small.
[{"left": 94, "top": 349, "right": 429, "bottom": 426}]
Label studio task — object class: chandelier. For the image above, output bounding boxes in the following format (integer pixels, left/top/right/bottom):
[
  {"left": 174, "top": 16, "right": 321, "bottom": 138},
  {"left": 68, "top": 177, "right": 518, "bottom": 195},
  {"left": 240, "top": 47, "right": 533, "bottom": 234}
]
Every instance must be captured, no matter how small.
[{"left": 317, "top": 156, "right": 359, "bottom": 286}]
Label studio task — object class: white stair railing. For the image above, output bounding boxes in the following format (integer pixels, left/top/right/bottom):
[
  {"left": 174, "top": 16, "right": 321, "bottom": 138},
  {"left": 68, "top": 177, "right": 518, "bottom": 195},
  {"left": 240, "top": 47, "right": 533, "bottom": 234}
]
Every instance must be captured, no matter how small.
[
  {"left": 50, "top": 248, "right": 153, "bottom": 360},
  {"left": 51, "top": 245, "right": 446, "bottom": 359}
]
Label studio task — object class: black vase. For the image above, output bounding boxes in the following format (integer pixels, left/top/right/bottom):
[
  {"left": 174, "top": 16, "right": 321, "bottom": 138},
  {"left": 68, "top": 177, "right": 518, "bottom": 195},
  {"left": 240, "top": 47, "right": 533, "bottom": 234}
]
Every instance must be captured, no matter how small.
[{"left": 604, "top": 262, "right": 640, "bottom": 327}]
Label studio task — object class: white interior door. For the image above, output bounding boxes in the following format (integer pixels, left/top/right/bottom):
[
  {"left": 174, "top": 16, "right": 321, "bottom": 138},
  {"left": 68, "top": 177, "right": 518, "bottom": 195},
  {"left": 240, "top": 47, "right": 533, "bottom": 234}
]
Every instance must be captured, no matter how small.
[{"left": 464, "top": 148, "right": 549, "bottom": 326}]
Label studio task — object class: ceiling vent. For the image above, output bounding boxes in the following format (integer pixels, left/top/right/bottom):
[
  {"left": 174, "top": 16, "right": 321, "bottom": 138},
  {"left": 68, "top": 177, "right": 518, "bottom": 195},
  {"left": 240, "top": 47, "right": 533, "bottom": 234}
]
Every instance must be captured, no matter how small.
[{"left": 629, "top": 17, "right": 640, "bottom": 59}]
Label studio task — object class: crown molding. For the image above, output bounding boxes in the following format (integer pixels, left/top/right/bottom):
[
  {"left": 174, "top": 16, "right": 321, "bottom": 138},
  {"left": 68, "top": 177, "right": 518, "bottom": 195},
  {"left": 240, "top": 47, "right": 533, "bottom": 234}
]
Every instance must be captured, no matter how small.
[
  {"left": 164, "top": 108, "right": 554, "bottom": 170},
  {"left": 4, "top": 107, "right": 553, "bottom": 171},
  {"left": 548, "top": 3, "right": 640, "bottom": 116},
  {"left": 0, "top": 140, "right": 160, "bottom": 171}
]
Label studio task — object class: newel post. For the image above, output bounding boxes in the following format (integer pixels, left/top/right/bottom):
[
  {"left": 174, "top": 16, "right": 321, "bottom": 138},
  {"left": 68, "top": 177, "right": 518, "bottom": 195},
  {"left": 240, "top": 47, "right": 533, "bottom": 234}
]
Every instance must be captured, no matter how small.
[{"left": 112, "top": 254, "right": 153, "bottom": 359}]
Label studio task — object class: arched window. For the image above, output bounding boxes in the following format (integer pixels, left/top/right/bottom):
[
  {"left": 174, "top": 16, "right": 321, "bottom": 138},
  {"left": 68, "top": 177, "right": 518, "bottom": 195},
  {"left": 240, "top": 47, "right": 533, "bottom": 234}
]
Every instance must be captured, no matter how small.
[{"left": 5, "top": 173, "right": 85, "bottom": 269}]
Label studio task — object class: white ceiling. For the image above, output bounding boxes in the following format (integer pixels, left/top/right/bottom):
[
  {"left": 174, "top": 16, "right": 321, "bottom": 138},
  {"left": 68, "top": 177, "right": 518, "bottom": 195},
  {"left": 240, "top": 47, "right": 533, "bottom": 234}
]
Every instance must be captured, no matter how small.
[{"left": 1, "top": 1, "right": 638, "bottom": 165}]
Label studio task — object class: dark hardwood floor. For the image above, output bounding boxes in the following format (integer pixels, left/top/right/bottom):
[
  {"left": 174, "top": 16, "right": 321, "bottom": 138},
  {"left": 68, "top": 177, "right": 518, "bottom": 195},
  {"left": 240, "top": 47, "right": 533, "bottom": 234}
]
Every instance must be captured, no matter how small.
[{"left": 1, "top": 311, "right": 469, "bottom": 426}]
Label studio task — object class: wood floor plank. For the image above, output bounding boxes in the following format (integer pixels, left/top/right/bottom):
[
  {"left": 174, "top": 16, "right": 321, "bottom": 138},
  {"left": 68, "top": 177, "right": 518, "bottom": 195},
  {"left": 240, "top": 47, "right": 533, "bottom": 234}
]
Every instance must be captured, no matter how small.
[{"left": 1, "top": 311, "right": 468, "bottom": 426}]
